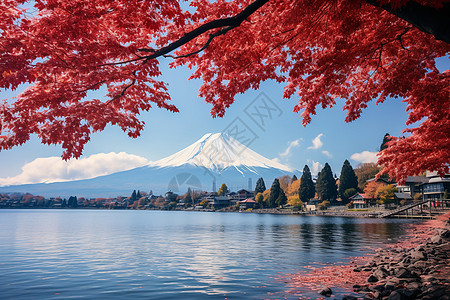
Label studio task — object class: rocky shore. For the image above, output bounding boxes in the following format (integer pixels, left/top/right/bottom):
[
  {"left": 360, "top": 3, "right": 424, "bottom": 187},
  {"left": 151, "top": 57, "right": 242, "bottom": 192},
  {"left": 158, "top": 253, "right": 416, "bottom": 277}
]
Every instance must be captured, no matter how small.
[{"left": 340, "top": 213, "right": 450, "bottom": 300}]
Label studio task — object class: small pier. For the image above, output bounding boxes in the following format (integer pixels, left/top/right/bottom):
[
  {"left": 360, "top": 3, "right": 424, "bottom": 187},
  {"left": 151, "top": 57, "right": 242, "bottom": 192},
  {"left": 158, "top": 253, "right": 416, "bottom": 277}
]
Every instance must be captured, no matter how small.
[{"left": 379, "top": 200, "right": 450, "bottom": 219}]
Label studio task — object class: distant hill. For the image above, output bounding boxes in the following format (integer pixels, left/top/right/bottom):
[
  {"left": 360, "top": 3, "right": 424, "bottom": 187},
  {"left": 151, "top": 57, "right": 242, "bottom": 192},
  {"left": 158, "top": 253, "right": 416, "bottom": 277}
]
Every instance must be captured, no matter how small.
[{"left": 0, "top": 133, "right": 298, "bottom": 198}]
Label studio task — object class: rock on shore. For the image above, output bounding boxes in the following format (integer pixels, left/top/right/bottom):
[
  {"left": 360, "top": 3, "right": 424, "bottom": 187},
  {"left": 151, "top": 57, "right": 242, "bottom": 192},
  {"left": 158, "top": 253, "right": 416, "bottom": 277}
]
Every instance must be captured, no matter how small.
[{"left": 343, "top": 215, "right": 450, "bottom": 300}]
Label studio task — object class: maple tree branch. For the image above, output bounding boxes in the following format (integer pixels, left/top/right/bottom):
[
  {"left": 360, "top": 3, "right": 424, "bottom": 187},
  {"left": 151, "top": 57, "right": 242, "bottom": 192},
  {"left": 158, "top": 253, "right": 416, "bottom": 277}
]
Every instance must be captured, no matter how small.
[
  {"left": 106, "top": 72, "right": 137, "bottom": 105},
  {"left": 163, "top": 26, "right": 235, "bottom": 59},
  {"left": 365, "top": 0, "right": 450, "bottom": 44},
  {"left": 137, "top": 0, "right": 269, "bottom": 60}
]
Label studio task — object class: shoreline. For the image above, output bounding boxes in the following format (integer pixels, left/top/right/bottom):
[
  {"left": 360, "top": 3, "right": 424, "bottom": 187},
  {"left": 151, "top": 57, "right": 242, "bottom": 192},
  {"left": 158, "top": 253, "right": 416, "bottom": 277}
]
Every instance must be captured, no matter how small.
[
  {"left": 1, "top": 206, "right": 446, "bottom": 220},
  {"left": 288, "top": 212, "right": 450, "bottom": 299}
]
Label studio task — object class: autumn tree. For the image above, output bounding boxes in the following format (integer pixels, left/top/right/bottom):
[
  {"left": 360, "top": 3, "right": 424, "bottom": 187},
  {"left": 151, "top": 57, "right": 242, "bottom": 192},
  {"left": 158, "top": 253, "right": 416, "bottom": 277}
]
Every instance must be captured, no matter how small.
[
  {"left": 254, "top": 177, "right": 266, "bottom": 195},
  {"left": 287, "top": 195, "right": 303, "bottom": 209},
  {"left": 316, "top": 163, "right": 337, "bottom": 203},
  {"left": 286, "top": 177, "right": 301, "bottom": 197},
  {"left": 364, "top": 180, "right": 386, "bottom": 199},
  {"left": 218, "top": 183, "right": 229, "bottom": 196},
  {"left": 376, "top": 184, "right": 398, "bottom": 206},
  {"left": 255, "top": 192, "right": 265, "bottom": 208},
  {"left": 0, "top": 0, "right": 448, "bottom": 181},
  {"left": 278, "top": 175, "right": 291, "bottom": 193},
  {"left": 262, "top": 189, "right": 270, "bottom": 207},
  {"left": 354, "top": 163, "right": 381, "bottom": 190},
  {"left": 299, "top": 165, "right": 315, "bottom": 202},
  {"left": 338, "top": 160, "right": 359, "bottom": 202}
]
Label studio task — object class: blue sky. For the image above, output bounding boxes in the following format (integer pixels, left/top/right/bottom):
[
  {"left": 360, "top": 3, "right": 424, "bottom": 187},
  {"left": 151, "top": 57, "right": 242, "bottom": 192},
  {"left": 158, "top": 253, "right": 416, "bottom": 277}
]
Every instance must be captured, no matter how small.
[{"left": 0, "top": 57, "right": 448, "bottom": 186}]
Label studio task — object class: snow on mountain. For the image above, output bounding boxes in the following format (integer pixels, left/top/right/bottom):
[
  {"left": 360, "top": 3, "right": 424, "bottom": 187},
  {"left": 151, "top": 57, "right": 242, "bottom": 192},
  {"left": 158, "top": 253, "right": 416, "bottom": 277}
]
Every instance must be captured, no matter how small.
[
  {"left": 149, "top": 132, "right": 292, "bottom": 172},
  {"left": 0, "top": 133, "right": 297, "bottom": 198}
]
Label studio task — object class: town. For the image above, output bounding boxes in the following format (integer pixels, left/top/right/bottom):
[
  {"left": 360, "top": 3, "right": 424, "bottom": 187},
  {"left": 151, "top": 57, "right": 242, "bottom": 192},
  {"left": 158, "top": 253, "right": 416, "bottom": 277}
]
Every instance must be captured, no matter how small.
[{"left": 2, "top": 162, "right": 448, "bottom": 219}]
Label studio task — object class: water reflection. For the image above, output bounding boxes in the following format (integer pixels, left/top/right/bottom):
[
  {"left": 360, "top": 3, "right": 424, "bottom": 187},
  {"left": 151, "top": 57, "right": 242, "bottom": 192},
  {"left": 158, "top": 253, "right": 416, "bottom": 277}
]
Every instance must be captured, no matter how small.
[{"left": 0, "top": 210, "right": 419, "bottom": 299}]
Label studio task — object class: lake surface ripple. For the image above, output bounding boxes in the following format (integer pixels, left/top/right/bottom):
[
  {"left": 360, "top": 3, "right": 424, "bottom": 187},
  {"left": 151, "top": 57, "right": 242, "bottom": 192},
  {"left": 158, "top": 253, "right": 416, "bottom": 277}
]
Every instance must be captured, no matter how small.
[{"left": 0, "top": 210, "right": 419, "bottom": 299}]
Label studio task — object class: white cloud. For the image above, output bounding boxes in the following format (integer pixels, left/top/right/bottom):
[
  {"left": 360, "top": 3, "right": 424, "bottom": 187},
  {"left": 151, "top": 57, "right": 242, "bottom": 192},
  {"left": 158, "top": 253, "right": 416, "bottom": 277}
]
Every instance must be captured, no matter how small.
[
  {"left": 0, "top": 152, "right": 149, "bottom": 186},
  {"left": 279, "top": 138, "right": 302, "bottom": 158},
  {"left": 310, "top": 161, "right": 323, "bottom": 176},
  {"left": 350, "top": 151, "right": 378, "bottom": 164},
  {"left": 307, "top": 133, "right": 324, "bottom": 150},
  {"left": 272, "top": 157, "right": 281, "bottom": 163},
  {"left": 322, "top": 150, "right": 332, "bottom": 158}
]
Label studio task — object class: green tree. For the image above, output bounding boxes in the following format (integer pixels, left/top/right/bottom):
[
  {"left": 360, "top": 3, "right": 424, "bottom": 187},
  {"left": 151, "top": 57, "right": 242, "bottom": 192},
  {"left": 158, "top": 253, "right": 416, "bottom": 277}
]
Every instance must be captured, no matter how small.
[
  {"left": 316, "top": 163, "right": 337, "bottom": 202},
  {"left": 291, "top": 174, "right": 298, "bottom": 182},
  {"left": 338, "top": 160, "right": 359, "bottom": 202},
  {"left": 255, "top": 177, "right": 266, "bottom": 195},
  {"left": 137, "top": 190, "right": 142, "bottom": 199},
  {"left": 299, "top": 165, "right": 315, "bottom": 202},
  {"left": 380, "top": 133, "right": 391, "bottom": 151},
  {"left": 185, "top": 190, "right": 192, "bottom": 204},
  {"left": 343, "top": 188, "right": 358, "bottom": 199},
  {"left": 131, "top": 190, "right": 137, "bottom": 203},
  {"left": 276, "top": 189, "right": 287, "bottom": 207},
  {"left": 269, "top": 178, "right": 281, "bottom": 208},
  {"left": 218, "top": 183, "right": 229, "bottom": 196}
]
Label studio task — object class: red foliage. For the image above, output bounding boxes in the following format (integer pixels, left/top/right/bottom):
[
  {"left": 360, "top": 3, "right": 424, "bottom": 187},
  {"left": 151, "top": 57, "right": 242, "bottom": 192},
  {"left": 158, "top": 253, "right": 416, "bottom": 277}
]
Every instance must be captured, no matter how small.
[{"left": 0, "top": 0, "right": 448, "bottom": 181}]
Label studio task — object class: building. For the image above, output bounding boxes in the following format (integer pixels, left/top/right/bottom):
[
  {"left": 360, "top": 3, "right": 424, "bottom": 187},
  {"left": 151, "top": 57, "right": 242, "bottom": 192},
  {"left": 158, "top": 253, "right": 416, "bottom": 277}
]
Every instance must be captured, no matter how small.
[
  {"left": 349, "top": 193, "right": 371, "bottom": 209},
  {"left": 239, "top": 199, "right": 256, "bottom": 209},
  {"left": 423, "top": 171, "right": 450, "bottom": 202},
  {"left": 396, "top": 176, "right": 429, "bottom": 199},
  {"left": 212, "top": 196, "right": 231, "bottom": 210}
]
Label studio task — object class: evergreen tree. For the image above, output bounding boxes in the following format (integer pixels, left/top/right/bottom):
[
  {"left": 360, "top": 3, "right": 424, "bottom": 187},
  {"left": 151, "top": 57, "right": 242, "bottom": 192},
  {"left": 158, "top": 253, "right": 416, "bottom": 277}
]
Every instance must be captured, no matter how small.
[
  {"left": 316, "top": 163, "right": 337, "bottom": 202},
  {"left": 68, "top": 196, "right": 78, "bottom": 208},
  {"left": 276, "top": 189, "right": 287, "bottom": 207},
  {"left": 338, "top": 160, "right": 359, "bottom": 202},
  {"left": 292, "top": 174, "right": 298, "bottom": 182},
  {"left": 254, "top": 177, "right": 266, "bottom": 194},
  {"left": 299, "top": 165, "right": 315, "bottom": 202},
  {"left": 380, "top": 133, "right": 391, "bottom": 151},
  {"left": 131, "top": 190, "right": 137, "bottom": 203},
  {"left": 218, "top": 183, "right": 229, "bottom": 196},
  {"left": 269, "top": 178, "right": 281, "bottom": 208},
  {"left": 137, "top": 190, "right": 142, "bottom": 199}
]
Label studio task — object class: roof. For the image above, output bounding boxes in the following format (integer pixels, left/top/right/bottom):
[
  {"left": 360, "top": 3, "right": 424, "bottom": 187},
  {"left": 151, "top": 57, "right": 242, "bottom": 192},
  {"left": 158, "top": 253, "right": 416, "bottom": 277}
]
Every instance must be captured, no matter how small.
[
  {"left": 349, "top": 193, "right": 369, "bottom": 199},
  {"left": 239, "top": 199, "right": 256, "bottom": 203},
  {"left": 405, "top": 176, "right": 429, "bottom": 184},
  {"left": 394, "top": 192, "right": 413, "bottom": 200}
]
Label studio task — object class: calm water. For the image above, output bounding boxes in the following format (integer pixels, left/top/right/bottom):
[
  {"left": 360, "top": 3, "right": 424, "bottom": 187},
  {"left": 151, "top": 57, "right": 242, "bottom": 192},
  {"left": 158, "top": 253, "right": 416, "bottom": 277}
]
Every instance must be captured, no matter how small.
[{"left": 0, "top": 210, "right": 418, "bottom": 299}]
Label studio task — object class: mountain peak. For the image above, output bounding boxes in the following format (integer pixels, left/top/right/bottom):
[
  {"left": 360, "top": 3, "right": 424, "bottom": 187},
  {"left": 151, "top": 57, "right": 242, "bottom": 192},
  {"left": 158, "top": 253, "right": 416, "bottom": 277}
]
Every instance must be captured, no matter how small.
[{"left": 149, "top": 133, "right": 292, "bottom": 172}]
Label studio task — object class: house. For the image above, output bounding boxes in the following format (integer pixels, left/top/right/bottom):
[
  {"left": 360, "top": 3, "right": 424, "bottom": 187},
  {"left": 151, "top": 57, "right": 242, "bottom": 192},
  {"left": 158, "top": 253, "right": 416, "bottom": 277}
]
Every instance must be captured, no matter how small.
[
  {"left": 165, "top": 191, "right": 178, "bottom": 202},
  {"left": 212, "top": 196, "right": 231, "bottom": 210},
  {"left": 394, "top": 192, "right": 413, "bottom": 203},
  {"left": 232, "top": 189, "right": 254, "bottom": 202},
  {"left": 239, "top": 198, "right": 256, "bottom": 209},
  {"left": 349, "top": 193, "right": 371, "bottom": 209},
  {"left": 422, "top": 171, "right": 450, "bottom": 203},
  {"left": 396, "top": 176, "right": 429, "bottom": 199},
  {"left": 306, "top": 199, "right": 320, "bottom": 211}
]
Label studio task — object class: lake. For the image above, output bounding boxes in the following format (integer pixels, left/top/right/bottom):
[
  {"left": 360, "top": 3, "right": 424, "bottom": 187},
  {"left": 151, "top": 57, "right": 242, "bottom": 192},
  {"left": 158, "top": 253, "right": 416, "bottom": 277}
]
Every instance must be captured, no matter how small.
[{"left": 0, "top": 209, "right": 418, "bottom": 299}]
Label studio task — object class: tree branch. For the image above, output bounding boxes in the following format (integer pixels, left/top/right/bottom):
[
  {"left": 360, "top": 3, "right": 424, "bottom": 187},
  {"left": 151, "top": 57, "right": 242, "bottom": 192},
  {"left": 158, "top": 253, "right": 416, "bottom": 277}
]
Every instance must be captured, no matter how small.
[
  {"left": 365, "top": 0, "right": 450, "bottom": 44},
  {"left": 137, "top": 0, "right": 270, "bottom": 61}
]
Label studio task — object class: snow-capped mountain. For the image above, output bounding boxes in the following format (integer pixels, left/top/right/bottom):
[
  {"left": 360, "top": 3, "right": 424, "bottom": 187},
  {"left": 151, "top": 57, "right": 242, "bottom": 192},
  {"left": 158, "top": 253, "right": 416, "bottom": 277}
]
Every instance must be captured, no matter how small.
[
  {"left": 149, "top": 133, "right": 292, "bottom": 173},
  {"left": 0, "top": 133, "right": 297, "bottom": 198}
]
